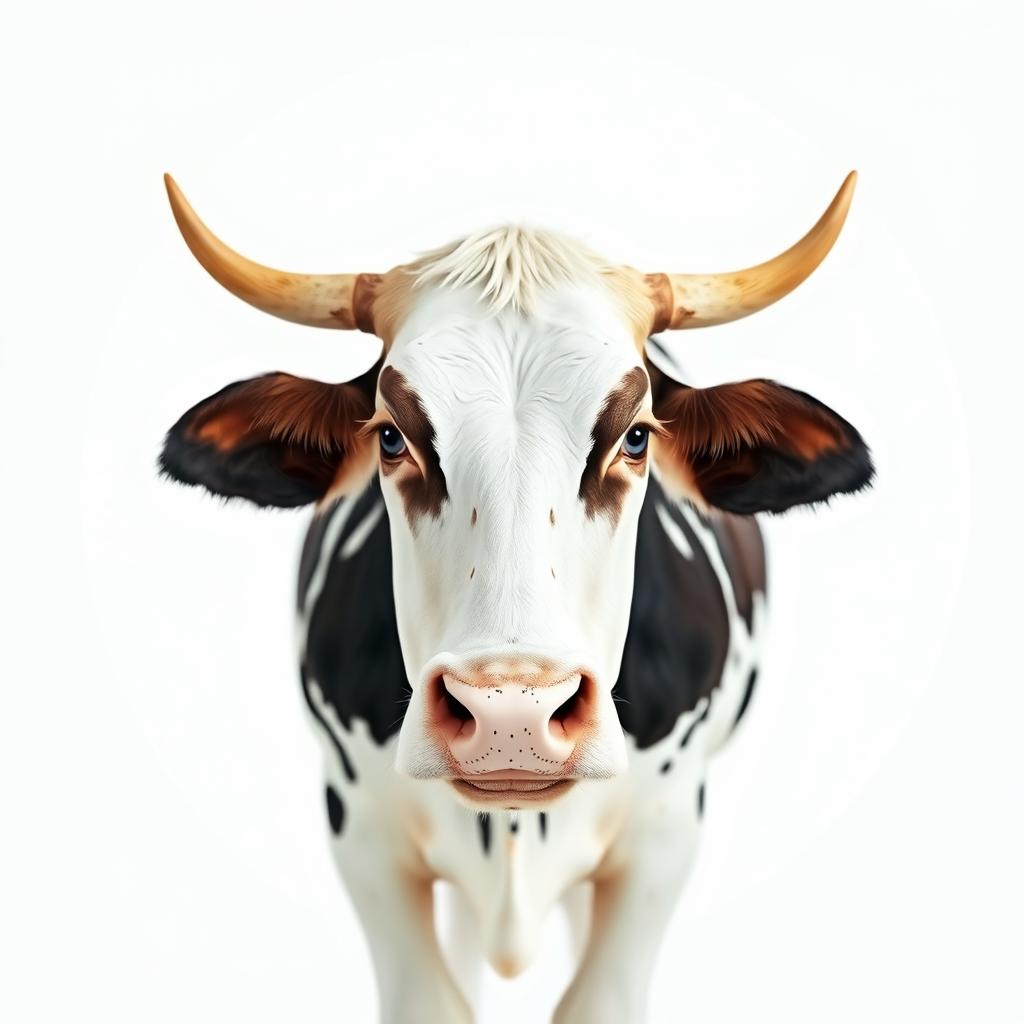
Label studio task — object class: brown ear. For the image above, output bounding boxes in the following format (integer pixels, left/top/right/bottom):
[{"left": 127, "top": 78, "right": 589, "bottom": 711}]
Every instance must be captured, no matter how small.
[
  {"left": 649, "top": 364, "right": 874, "bottom": 514},
  {"left": 160, "top": 360, "right": 380, "bottom": 508}
]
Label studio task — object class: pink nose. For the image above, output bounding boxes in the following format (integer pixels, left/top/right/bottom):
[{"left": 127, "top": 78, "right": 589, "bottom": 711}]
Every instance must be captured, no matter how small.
[{"left": 437, "top": 672, "right": 590, "bottom": 776}]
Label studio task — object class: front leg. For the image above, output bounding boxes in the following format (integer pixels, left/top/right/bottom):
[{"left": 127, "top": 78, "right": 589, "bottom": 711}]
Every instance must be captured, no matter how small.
[
  {"left": 327, "top": 788, "right": 472, "bottom": 1024},
  {"left": 553, "top": 795, "right": 702, "bottom": 1024}
]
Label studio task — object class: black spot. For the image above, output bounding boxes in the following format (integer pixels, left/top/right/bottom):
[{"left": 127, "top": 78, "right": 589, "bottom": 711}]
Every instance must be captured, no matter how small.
[
  {"left": 660, "top": 760, "right": 673, "bottom": 774},
  {"left": 509, "top": 818, "right": 519, "bottom": 834},
  {"left": 679, "top": 700, "right": 711, "bottom": 749},
  {"left": 301, "top": 478, "right": 412, "bottom": 746},
  {"left": 733, "top": 668, "right": 758, "bottom": 729},
  {"left": 325, "top": 785, "right": 345, "bottom": 835},
  {"left": 478, "top": 814, "right": 492, "bottom": 855},
  {"left": 539, "top": 812, "right": 547, "bottom": 839},
  {"left": 697, "top": 782, "right": 705, "bottom": 818},
  {"left": 613, "top": 477, "right": 731, "bottom": 749},
  {"left": 300, "top": 665, "right": 357, "bottom": 782}
]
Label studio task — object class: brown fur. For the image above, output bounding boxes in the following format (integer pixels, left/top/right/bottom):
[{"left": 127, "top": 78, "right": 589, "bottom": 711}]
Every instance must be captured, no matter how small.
[
  {"left": 378, "top": 366, "right": 448, "bottom": 527},
  {"left": 652, "top": 376, "right": 846, "bottom": 462},
  {"left": 579, "top": 368, "right": 651, "bottom": 524}
]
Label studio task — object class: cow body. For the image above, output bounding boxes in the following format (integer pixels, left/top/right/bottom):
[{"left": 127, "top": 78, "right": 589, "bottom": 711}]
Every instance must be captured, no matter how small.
[
  {"left": 159, "top": 175, "right": 870, "bottom": 1023},
  {"left": 299, "top": 457, "right": 764, "bottom": 1020}
]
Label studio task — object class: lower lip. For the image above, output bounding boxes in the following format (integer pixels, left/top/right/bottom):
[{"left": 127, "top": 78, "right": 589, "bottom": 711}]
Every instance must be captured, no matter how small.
[{"left": 451, "top": 778, "right": 575, "bottom": 803}]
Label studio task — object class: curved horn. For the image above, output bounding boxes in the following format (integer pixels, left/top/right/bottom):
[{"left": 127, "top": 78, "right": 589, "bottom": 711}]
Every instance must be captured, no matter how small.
[
  {"left": 163, "top": 174, "right": 378, "bottom": 332},
  {"left": 647, "top": 171, "right": 857, "bottom": 331}
]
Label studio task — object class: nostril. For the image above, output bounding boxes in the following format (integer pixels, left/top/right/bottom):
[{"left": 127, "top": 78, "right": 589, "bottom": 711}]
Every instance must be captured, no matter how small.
[
  {"left": 443, "top": 681, "right": 474, "bottom": 723},
  {"left": 551, "top": 683, "right": 583, "bottom": 726},
  {"left": 548, "top": 676, "right": 592, "bottom": 743},
  {"left": 432, "top": 676, "right": 477, "bottom": 743}
]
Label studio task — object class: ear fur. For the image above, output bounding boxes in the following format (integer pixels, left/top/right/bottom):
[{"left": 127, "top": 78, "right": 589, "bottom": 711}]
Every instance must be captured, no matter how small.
[
  {"left": 648, "top": 362, "right": 874, "bottom": 514},
  {"left": 159, "top": 359, "right": 380, "bottom": 508}
]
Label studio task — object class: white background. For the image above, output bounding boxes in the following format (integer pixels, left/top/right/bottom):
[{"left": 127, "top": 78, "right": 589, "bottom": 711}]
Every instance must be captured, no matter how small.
[{"left": 2, "top": 1, "right": 1021, "bottom": 1021}]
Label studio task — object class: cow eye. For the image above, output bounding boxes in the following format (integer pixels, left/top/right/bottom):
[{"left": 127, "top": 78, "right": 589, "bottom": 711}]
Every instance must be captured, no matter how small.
[
  {"left": 621, "top": 426, "right": 650, "bottom": 459},
  {"left": 379, "top": 425, "right": 407, "bottom": 459}
]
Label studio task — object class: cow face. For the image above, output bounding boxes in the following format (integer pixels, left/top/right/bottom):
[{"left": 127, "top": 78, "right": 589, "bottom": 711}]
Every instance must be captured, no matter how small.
[
  {"left": 160, "top": 174, "right": 873, "bottom": 808},
  {"left": 374, "top": 280, "right": 656, "bottom": 797}
]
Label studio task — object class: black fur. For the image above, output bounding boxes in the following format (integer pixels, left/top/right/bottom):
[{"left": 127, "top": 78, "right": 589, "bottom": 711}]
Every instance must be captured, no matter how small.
[
  {"left": 297, "top": 472, "right": 760, "bottom": 761},
  {"left": 301, "top": 665, "right": 357, "bottom": 782},
  {"left": 300, "top": 478, "right": 411, "bottom": 746},
  {"left": 159, "top": 379, "right": 341, "bottom": 508},
  {"left": 613, "top": 477, "right": 731, "bottom": 749},
  {"left": 691, "top": 389, "right": 874, "bottom": 515},
  {"left": 326, "top": 785, "right": 345, "bottom": 835},
  {"left": 733, "top": 668, "right": 758, "bottom": 729},
  {"left": 679, "top": 701, "right": 711, "bottom": 749},
  {"left": 478, "top": 814, "right": 492, "bottom": 855}
]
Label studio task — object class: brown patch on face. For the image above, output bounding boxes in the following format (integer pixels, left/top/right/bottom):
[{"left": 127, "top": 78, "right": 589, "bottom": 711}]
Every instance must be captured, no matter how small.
[
  {"left": 320, "top": 431, "right": 378, "bottom": 508},
  {"left": 579, "top": 367, "right": 649, "bottom": 524},
  {"left": 378, "top": 365, "right": 448, "bottom": 525}
]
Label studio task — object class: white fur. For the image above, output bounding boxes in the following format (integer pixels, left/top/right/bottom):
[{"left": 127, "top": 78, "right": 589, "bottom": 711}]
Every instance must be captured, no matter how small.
[
  {"left": 385, "top": 282, "right": 649, "bottom": 781},
  {"left": 300, "top": 275, "right": 764, "bottom": 1022}
]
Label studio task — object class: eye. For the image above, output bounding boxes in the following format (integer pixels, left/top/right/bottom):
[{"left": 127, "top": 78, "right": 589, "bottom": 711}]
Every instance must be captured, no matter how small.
[
  {"left": 621, "top": 425, "right": 650, "bottom": 460},
  {"left": 379, "top": 425, "right": 407, "bottom": 459}
]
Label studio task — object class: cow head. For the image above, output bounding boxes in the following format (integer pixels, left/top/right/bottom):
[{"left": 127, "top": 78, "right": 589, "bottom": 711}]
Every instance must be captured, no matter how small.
[{"left": 160, "top": 173, "right": 872, "bottom": 808}]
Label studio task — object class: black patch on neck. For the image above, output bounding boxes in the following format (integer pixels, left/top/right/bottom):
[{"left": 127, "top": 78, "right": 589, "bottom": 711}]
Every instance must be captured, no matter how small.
[
  {"left": 300, "top": 665, "right": 357, "bottom": 782},
  {"left": 326, "top": 785, "right": 345, "bottom": 835},
  {"left": 300, "top": 477, "right": 411, "bottom": 746},
  {"left": 679, "top": 701, "right": 711, "bottom": 750},
  {"left": 613, "top": 476, "right": 731, "bottom": 749},
  {"left": 733, "top": 668, "right": 758, "bottom": 729}
]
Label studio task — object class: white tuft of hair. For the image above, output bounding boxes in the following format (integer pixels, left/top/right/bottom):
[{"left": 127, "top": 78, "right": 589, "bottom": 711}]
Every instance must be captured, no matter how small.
[{"left": 409, "top": 225, "right": 608, "bottom": 314}]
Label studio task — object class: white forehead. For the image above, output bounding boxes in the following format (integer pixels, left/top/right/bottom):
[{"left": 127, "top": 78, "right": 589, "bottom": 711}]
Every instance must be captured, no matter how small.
[{"left": 385, "top": 282, "right": 646, "bottom": 490}]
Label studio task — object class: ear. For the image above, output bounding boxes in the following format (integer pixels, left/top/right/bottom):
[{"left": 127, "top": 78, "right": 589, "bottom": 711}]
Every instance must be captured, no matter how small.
[
  {"left": 159, "top": 359, "right": 380, "bottom": 508},
  {"left": 649, "top": 364, "right": 874, "bottom": 515}
]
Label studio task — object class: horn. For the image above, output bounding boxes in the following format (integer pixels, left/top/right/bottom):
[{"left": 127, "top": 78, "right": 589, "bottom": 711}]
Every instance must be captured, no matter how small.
[
  {"left": 647, "top": 172, "right": 857, "bottom": 331},
  {"left": 163, "top": 174, "right": 378, "bottom": 332}
]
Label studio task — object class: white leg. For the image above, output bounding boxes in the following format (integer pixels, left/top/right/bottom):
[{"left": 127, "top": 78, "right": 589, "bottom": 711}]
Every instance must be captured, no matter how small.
[
  {"left": 330, "top": 816, "right": 472, "bottom": 1024},
  {"left": 561, "top": 882, "right": 593, "bottom": 971},
  {"left": 436, "top": 880, "right": 483, "bottom": 1011},
  {"left": 553, "top": 812, "right": 700, "bottom": 1024}
]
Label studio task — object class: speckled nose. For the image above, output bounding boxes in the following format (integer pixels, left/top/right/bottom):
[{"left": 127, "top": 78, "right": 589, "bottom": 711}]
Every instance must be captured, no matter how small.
[{"left": 441, "top": 673, "right": 586, "bottom": 775}]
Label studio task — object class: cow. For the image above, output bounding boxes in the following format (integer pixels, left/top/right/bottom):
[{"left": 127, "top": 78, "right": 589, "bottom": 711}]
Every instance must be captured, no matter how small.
[{"left": 159, "top": 172, "right": 872, "bottom": 1024}]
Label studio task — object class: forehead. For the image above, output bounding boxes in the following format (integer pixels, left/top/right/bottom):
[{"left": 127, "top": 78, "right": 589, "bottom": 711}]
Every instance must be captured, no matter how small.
[{"left": 383, "top": 282, "right": 645, "bottom": 431}]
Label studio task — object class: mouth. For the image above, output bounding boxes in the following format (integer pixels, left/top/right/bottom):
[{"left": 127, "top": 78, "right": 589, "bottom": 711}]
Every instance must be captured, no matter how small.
[{"left": 450, "top": 771, "right": 576, "bottom": 806}]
